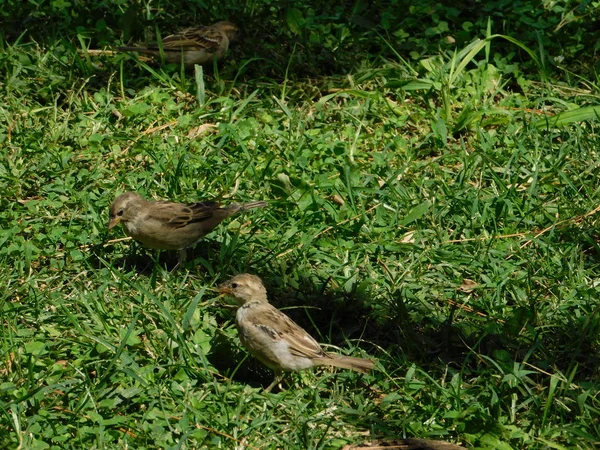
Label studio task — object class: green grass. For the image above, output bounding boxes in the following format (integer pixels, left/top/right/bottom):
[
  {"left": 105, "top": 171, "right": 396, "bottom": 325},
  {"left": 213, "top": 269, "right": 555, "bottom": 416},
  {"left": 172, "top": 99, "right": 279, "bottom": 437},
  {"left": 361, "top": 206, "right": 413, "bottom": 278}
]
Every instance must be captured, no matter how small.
[{"left": 2, "top": 1, "right": 600, "bottom": 449}]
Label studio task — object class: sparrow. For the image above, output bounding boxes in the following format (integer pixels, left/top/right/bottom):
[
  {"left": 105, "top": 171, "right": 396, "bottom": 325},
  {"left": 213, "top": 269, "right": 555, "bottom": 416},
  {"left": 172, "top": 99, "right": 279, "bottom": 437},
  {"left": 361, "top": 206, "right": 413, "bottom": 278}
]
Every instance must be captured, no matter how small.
[
  {"left": 108, "top": 192, "right": 266, "bottom": 265},
  {"left": 218, "top": 273, "right": 375, "bottom": 392},
  {"left": 117, "top": 21, "right": 239, "bottom": 66},
  {"left": 355, "top": 439, "right": 465, "bottom": 449}
]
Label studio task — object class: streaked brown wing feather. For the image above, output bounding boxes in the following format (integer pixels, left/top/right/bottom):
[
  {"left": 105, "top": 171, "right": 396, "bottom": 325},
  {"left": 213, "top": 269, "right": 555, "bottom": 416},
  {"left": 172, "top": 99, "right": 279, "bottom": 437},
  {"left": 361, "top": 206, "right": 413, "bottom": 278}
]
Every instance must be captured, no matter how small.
[
  {"left": 189, "top": 29, "right": 222, "bottom": 49},
  {"left": 162, "top": 27, "right": 222, "bottom": 51},
  {"left": 252, "top": 306, "right": 325, "bottom": 359},
  {"left": 148, "top": 201, "right": 217, "bottom": 229},
  {"left": 187, "top": 201, "right": 220, "bottom": 213}
]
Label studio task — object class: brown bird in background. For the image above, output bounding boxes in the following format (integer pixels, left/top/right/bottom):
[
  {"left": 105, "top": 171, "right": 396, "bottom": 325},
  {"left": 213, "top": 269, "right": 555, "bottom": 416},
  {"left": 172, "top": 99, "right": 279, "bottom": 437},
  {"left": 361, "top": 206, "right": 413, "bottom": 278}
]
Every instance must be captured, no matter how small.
[
  {"left": 347, "top": 438, "right": 466, "bottom": 449},
  {"left": 218, "top": 273, "right": 375, "bottom": 392},
  {"left": 108, "top": 192, "right": 266, "bottom": 265},
  {"left": 117, "top": 21, "right": 239, "bottom": 66}
]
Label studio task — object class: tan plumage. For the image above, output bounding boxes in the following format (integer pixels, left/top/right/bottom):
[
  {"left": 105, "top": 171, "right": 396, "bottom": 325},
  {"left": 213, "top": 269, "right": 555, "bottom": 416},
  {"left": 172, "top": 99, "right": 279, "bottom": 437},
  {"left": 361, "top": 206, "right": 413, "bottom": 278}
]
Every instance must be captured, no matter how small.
[
  {"left": 350, "top": 438, "right": 466, "bottom": 449},
  {"left": 108, "top": 192, "right": 266, "bottom": 264},
  {"left": 218, "top": 273, "right": 375, "bottom": 391},
  {"left": 117, "top": 21, "right": 239, "bottom": 66}
]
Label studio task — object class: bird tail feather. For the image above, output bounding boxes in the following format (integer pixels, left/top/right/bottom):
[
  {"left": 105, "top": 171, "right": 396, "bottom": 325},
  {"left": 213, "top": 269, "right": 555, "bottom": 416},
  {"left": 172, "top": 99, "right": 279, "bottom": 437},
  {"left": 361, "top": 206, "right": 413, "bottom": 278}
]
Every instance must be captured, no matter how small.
[
  {"left": 318, "top": 354, "right": 375, "bottom": 373},
  {"left": 236, "top": 201, "right": 268, "bottom": 212}
]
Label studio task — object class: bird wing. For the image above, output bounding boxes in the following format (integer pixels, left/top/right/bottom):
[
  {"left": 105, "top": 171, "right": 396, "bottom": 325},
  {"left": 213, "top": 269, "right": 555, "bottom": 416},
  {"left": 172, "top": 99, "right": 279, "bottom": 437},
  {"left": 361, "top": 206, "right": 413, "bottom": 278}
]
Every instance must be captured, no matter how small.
[
  {"left": 149, "top": 201, "right": 218, "bottom": 229},
  {"left": 161, "top": 27, "right": 223, "bottom": 51},
  {"left": 250, "top": 305, "right": 326, "bottom": 360}
]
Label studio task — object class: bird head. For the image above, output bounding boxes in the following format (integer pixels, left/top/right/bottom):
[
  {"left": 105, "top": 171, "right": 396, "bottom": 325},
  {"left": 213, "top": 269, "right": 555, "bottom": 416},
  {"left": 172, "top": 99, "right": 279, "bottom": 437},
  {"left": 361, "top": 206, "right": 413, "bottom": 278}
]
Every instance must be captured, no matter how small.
[
  {"left": 213, "top": 21, "right": 240, "bottom": 41},
  {"left": 108, "top": 191, "right": 145, "bottom": 230},
  {"left": 218, "top": 273, "right": 269, "bottom": 305}
]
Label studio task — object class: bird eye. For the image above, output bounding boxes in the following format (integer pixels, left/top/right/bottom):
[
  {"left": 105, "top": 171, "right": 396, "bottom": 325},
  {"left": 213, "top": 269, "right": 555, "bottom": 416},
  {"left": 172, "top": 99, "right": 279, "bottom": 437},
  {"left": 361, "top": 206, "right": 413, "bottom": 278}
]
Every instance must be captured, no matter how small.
[
  {"left": 117, "top": 209, "right": 124, "bottom": 217},
  {"left": 231, "top": 282, "right": 238, "bottom": 289}
]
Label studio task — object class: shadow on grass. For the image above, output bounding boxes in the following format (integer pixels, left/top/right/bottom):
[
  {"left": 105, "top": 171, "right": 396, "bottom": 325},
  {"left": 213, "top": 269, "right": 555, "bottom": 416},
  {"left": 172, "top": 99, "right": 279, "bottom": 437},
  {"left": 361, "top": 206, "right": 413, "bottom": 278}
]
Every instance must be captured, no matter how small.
[{"left": 91, "top": 239, "right": 229, "bottom": 274}]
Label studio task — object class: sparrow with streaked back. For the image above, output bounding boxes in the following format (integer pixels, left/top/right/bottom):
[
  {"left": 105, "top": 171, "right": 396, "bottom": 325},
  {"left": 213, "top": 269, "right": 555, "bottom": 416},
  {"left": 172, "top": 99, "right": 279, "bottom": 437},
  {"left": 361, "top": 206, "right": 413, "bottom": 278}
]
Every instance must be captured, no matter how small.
[
  {"left": 117, "top": 21, "right": 239, "bottom": 66},
  {"left": 108, "top": 192, "right": 266, "bottom": 265},
  {"left": 218, "top": 273, "right": 375, "bottom": 391}
]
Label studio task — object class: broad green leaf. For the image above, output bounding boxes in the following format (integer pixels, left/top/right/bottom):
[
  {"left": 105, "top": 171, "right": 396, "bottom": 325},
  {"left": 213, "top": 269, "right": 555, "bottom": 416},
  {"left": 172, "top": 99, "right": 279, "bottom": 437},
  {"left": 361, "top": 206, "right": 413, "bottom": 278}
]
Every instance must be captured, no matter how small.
[
  {"left": 534, "top": 105, "right": 600, "bottom": 128},
  {"left": 24, "top": 341, "right": 46, "bottom": 356},
  {"left": 121, "top": 102, "right": 150, "bottom": 117},
  {"left": 400, "top": 201, "right": 432, "bottom": 226},
  {"left": 385, "top": 79, "right": 435, "bottom": 90},
  {"left": 286, "top": 8, "right": 304, "bottom": 35}
]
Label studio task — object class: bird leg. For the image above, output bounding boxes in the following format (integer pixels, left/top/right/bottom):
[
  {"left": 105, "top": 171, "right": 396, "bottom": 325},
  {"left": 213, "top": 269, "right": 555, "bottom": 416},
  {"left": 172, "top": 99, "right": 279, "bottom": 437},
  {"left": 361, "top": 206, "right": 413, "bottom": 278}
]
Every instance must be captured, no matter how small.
[
  {"left": 171, "top": 248, "right": 187, "bottom": 271},
  {"left": 265, "top": 370, "right": 284, "bottom": 393}
]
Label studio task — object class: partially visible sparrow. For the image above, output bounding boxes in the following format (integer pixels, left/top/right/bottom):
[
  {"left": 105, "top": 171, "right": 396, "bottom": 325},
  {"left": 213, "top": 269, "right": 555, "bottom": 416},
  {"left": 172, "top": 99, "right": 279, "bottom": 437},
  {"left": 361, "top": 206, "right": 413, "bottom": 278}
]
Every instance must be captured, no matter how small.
[
  {"left": 218, "top": 273, "right": 375, "bottom": 392},
  {"left": 354, "top": 439, "right": 465, "bottom": 450},
  {"left": 108, "top": 192, "right": 266, "bottom": 264},
  {"left": 117, "top": 21, "right": 239, "bottom": 66}
]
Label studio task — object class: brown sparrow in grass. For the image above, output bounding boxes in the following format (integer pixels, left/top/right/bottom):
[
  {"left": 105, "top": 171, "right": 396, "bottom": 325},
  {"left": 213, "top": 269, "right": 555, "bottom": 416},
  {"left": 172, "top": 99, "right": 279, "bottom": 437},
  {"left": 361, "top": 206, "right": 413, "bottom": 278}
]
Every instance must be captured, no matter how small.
[
  {"left": 108, "top": 192, "right": 266, "bottom": 265},
  {"left": 117, "top": 21, "right": 239, "bottom": 66},
  {"left": 218, "top": 273, "right": 375, "bottom": 392},
  {"left": 359, "top": 439, "right": 465, "bottom": 449}
]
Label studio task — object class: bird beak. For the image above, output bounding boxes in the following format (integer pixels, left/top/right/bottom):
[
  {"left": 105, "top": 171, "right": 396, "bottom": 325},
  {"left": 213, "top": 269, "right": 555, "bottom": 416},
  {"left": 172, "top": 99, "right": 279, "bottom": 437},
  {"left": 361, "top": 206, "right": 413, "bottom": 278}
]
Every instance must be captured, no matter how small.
[
  {"left": 217, "top": 284, "right": 231, "bottom": 295},
  {"left": 108, "top": 217, "right": 121, "bottom": 230}
]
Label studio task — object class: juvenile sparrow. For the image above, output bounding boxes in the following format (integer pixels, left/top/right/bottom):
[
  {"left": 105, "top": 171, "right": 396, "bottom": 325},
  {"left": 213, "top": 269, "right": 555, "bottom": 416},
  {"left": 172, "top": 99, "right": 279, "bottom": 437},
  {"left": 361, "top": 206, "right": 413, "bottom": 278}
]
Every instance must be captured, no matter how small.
[
  {"left": 108, "top": 192, "right": 266, "bottom": 264},
  {"left": 117, "top": 21, "right": 239, "bottom": 66},
  {"left": 359, "top": 439, "right": 465, "bottom": 449},
  {"left": 218, "top": 273, "right": 375, "bottom": 391}
]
